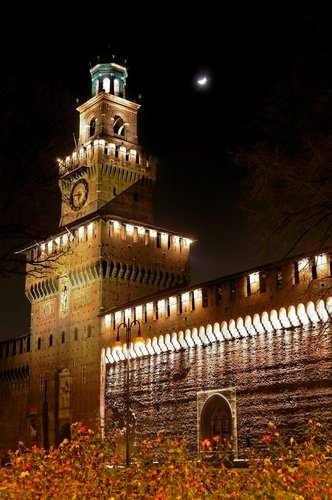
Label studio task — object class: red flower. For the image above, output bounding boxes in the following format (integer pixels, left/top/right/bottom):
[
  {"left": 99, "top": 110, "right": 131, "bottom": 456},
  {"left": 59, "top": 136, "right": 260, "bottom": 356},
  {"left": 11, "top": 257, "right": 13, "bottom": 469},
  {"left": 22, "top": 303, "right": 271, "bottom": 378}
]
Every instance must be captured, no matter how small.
[
  {"left": 201, "top": 438, "right": 212, "bottom": 450},
  {"left": 79, "top": 425, "right": 87, "bottom": 434},
  {"left": 262, "top": 434, "right": 270, "bottom": 443}
]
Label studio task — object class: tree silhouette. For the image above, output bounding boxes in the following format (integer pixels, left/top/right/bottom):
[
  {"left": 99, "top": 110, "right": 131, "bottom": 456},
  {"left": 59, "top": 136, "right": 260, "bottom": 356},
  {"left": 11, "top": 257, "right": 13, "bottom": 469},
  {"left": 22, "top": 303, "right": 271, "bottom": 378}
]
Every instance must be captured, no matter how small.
[
  {"left": 232, "top": 5, "right": 332, "bottom": 263},
  {"left": 0, "top": 45, "right": 77, "bottom": 278}
]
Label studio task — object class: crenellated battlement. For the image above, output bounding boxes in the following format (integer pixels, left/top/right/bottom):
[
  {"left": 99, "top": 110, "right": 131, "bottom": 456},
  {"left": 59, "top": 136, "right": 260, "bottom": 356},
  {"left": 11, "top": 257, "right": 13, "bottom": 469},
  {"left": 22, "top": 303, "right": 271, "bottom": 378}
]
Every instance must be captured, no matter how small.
[
  {"left": 24, "top": 218, "right": 192, "bottom": 264},
  {"left": 0, "top": 334, "right": 31, "bottom": 366},
  {"left": 58, "top": 139, "right": 156, "bottom": 182},
  {"left": 102, "top": 248, "right": 332, "bottom": 363},
  {"left": 103, "top": 292, "right": 332, "bottom": 363}
]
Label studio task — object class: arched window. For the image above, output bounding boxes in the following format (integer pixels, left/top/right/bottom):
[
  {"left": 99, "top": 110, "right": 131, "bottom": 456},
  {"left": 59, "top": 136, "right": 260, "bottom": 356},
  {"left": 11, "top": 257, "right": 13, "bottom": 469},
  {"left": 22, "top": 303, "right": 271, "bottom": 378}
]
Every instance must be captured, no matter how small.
[
  {"left": 114, "top": 79, "right": 120, "bottom": 96},
  {"left": 90, "top": 118, "right": 96, "bottom": 137},
  {"left": 37, "top": 338, "right": 42, "bottom": 350},
  {"left": 74, "top": 328, "right": 78, "bottom": 341},
  {"left": 61, "top": 331, "right": 65, "bottom": 344},
  {"left": 113, "top": 115, "right": 125, "bottom": 137},
  {"left": 200, "top": 394, "right": 232, "bottom": 449},
  {"left": 49, "top": 335, "right": 53, "bottom": 347},
  {"left": 103, "top": 77, "right": 110, "bottom": 93}
]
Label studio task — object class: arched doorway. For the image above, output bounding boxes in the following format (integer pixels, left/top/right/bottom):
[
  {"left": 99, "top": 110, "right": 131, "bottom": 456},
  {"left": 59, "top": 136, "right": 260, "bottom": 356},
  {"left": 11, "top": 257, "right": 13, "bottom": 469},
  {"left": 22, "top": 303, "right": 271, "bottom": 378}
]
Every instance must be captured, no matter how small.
[{"left": 200, "top": 393, "right": 232, "bottom": 449}]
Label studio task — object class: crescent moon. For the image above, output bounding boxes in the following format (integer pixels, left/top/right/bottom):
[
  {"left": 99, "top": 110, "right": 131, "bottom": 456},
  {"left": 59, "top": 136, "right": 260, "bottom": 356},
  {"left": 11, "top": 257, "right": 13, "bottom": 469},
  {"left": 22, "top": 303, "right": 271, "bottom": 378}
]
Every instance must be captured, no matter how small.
[{"left": 197, "top": 76, "right": 207, "bottom": 85}]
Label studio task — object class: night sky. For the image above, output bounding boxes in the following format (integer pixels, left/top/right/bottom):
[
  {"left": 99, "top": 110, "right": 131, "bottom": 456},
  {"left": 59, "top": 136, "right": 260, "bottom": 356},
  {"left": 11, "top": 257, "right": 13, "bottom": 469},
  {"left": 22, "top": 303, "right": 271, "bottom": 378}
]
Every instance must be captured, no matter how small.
[{"left": 1, "top": 2, "right": 330, "bottom": 339}]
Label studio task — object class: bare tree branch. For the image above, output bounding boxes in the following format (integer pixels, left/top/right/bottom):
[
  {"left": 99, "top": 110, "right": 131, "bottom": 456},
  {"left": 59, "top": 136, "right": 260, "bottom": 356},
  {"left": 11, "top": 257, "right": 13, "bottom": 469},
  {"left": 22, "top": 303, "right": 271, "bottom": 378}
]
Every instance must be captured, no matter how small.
[{"left": 230, "top": 8, "right": 332, "bottom": 263}]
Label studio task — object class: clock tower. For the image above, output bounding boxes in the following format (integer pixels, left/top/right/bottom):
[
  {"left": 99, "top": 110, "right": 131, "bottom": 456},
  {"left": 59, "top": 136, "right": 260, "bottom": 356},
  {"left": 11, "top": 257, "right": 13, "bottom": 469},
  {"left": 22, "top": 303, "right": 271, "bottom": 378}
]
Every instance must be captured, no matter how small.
[
  {"left": 59, "top": 61, "right": 155, "bottom": 227},
  {"left": 22, "top": 59, "right": 193, "bottom": 448}
]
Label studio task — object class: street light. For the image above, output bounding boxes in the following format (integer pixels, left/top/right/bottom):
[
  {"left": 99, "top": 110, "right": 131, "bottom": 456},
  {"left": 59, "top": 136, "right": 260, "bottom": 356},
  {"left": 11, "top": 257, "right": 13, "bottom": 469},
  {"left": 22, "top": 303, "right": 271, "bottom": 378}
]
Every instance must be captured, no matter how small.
[{"left": 114, "top": 318, "right": 143, "bottom": 466}]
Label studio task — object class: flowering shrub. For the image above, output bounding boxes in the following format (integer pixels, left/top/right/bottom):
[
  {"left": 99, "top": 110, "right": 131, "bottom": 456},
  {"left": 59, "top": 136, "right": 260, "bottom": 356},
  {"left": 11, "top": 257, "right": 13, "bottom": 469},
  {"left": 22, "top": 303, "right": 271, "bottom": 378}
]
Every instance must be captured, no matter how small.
[
  {"left": 0, "top": 420, "right": 331, "bottom": 499},
  {"left": 200, "top": 433, "right": 235, "bottom": 467}
]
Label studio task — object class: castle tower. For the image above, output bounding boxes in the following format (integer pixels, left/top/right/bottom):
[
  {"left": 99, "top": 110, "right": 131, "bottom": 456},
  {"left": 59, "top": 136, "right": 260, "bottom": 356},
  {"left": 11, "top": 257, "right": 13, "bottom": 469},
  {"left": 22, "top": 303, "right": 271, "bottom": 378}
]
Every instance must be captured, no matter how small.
[
  {"left": 59, "top": 61, "right": 154, "bottom": 228},
  {"left": 20, "top": 60, "right": 193, "bottom": 449}
]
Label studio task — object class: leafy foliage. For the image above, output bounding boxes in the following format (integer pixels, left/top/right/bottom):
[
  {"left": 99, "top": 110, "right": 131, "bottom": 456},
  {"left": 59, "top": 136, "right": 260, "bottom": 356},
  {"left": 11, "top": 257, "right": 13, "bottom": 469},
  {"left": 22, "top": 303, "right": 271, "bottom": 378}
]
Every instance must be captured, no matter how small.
[{"left": 0, "top": 420, "right": 331, "bottom": 499}]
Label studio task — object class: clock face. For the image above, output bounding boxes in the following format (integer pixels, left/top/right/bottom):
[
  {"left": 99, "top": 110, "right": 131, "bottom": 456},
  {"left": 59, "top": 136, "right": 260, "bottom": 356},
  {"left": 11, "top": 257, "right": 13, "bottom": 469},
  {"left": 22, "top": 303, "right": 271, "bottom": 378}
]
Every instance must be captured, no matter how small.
[{"left": 70, "top": 179, "right": 88, "bottom": 210}]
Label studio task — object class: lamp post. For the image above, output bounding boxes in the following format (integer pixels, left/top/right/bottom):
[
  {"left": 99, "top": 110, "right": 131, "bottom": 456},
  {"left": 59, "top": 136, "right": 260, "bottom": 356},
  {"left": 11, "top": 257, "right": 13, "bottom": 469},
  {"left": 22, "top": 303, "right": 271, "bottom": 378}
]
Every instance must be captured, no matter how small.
[{"left": 115, "top": 318, "right": 142, "bottom": 466}]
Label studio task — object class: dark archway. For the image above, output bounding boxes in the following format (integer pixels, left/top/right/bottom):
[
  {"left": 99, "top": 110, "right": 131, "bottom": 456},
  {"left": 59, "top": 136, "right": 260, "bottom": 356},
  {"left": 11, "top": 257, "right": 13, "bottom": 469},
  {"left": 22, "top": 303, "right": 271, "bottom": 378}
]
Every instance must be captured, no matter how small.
[
  {"left": 200, "top": 393, "right": 232, "bottom": 448},
  {"left": 90, "top": 118, "right": 96, "bottom": 137},
  {"left": 113, "top": 115, "right": 125, "bottom": 137}
]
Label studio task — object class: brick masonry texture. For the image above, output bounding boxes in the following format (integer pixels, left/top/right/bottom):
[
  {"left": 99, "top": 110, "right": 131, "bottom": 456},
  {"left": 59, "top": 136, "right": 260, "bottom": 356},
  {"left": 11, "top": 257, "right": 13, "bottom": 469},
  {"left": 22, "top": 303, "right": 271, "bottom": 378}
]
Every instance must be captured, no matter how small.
[{"left": 106, "top": 323, "right": 332, "bottom": 457}]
